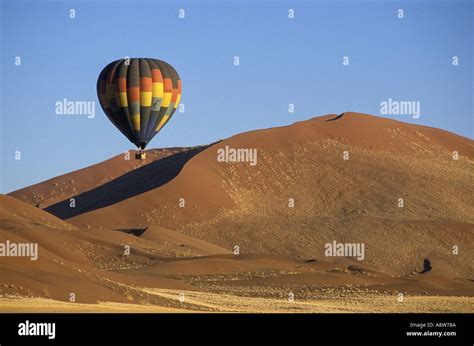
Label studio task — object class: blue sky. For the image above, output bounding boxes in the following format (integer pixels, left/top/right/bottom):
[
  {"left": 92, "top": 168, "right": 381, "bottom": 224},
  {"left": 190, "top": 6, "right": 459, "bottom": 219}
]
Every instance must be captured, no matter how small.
[{"left": 1, "top": 0, "right": 473, "bottom": 193}]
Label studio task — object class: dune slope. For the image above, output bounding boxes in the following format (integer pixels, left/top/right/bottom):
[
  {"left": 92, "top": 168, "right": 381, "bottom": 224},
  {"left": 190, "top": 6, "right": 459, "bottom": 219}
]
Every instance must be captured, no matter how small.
[{"left": 42, "top": 113, "right": 474, "bottom": 277}]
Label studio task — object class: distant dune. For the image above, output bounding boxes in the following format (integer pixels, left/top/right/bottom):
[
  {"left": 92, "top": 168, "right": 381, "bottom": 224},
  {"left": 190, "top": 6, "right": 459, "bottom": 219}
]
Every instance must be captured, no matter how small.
[
  {"left": 9, "top": 147, "right": 194, "bottom": 208},
  {"left": 3, "top": 113, "right": 474, "bottom": 312},
  {"left": 0, "top": 194, "right": 231, "bottom": 306}
]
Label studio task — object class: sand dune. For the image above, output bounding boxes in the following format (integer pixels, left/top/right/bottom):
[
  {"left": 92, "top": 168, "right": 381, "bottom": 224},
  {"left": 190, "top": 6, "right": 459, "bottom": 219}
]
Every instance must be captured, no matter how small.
[
  {"left": 36, "top": 112, "right": 473, "bottom": 276},
  {"left": 8, "top": 147, "right": 194, "bottom": 208},
  {"left": 0, "top": 195, "right": 228, "bottom": 305},
  {"left": 3, "top": 113, "right": 474, "bottom": 312}
]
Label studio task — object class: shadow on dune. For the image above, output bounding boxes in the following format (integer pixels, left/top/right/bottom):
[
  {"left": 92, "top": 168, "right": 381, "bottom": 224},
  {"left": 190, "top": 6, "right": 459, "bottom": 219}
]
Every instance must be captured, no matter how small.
[
  {"left": 420, "top": 258, "right": 432, "bottom": 274},
  {"left": 326, "top": 113, "right": 345, "bottom": 122},
  {"left": 45, "top": 145, "right": 212, "bottom": 220},
  {"left": 114, "top": 228, "right": 148, "bottom": 237}
]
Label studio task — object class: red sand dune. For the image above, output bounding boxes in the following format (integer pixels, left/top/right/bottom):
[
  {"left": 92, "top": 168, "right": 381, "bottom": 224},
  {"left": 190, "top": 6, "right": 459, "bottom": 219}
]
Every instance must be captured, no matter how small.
[
  {"left": 3, "top": 113, "right": 474, "bottom": 310},
  {"left": 9, "top": 147, "right": 195, "bottom": 208},
  {"left": 14, "top": 113, "right": 470, "bottom": 275}
]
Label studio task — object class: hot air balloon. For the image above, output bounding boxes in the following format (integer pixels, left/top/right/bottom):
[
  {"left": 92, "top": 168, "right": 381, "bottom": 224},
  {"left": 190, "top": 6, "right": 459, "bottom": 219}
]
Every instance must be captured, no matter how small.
[{"left": 97, "top": 58, "right": 182, "bottom": 159}]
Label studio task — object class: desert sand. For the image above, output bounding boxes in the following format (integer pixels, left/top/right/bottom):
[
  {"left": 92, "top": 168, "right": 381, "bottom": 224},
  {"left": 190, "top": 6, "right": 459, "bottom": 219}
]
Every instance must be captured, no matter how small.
[{"left": 2, "top": 113, "right": 473, "bottom": 312}]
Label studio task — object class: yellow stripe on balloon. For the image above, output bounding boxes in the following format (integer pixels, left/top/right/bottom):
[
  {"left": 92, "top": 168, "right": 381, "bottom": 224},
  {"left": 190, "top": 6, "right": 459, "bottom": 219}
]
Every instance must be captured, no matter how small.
[
  {"left": 140, "top": 92, "right": 152, "bottom": 106},
  {"left": 174, "top": 94, "right": 182, "bottom": 109},
  {"left": 131, "top": 114, "right": 140, "bottom": 131},
  {"left": 118, "top": 92, "right": 128, "bottom": 107},
  {"left": 152, "top": 82, "right": 164, "bottom": 98},
  {"left": 155, "top": 115, "right": 170, "bottom": 131},
  {"left": 161, "top": 92, "right": 172, "bottom": 107}
]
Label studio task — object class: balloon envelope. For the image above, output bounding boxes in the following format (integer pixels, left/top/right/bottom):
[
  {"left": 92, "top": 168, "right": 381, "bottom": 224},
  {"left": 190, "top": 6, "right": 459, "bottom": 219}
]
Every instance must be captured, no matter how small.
[{"left": 97, "top": 58, "right": 181, "bottom": 149}]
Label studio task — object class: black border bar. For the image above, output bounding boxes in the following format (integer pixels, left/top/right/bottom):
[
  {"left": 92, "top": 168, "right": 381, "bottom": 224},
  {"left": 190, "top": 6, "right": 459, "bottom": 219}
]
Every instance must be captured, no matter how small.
[{"left": 0, "top": 313, "right": 472, "bottom": 345}]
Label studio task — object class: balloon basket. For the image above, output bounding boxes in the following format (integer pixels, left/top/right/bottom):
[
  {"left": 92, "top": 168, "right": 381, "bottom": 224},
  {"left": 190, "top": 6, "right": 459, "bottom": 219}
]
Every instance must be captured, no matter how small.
[{"left": 135, "top": 152, "right": 146, "bottom": 160}]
